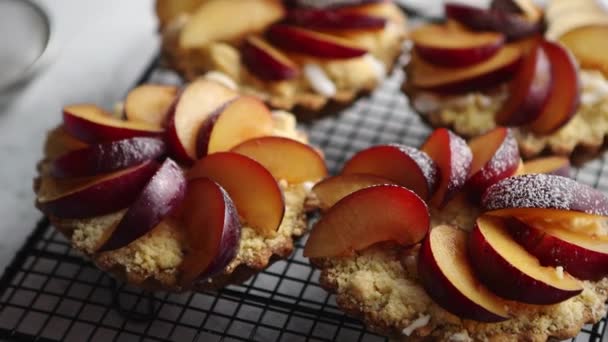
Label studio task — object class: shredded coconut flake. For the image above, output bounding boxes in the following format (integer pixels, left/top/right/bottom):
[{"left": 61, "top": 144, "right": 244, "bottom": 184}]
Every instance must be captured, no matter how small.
[
  {"left": 204, "top": 71, "right": 238, "bottom": 90},
  {"left": 449, "top": 332, "right": 471, "bottom": 342},
  {"left": 363, "top": 54, "right": 386, "bottom": 81},
  {"left": 304, "top": 64, "right": 336, "bottom": 97},
  {"left": 402, "top": 314, "right": 430, "bottom": 336},
  {"left": 412, "top": 92, "right": 441, "bottom": 113},
  {"left": 556, "top": 266, "right": 564, "bottom": 280}
]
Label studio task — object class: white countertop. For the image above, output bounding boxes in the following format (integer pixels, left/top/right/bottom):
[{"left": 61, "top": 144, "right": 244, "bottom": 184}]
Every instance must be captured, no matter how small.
[{"left": 0, "top": 0, "right": 157, "bottom": 273}]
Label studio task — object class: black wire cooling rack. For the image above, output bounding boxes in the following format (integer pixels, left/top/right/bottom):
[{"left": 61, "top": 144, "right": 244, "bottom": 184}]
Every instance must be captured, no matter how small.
[{"left": 2, "top": 48, "right": 608, "bottom": 342}]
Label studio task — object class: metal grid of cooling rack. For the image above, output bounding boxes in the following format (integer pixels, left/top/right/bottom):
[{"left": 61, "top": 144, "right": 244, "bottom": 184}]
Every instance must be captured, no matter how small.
[{"left": 1, "top": 52, "right": 608, "bottom": 342}]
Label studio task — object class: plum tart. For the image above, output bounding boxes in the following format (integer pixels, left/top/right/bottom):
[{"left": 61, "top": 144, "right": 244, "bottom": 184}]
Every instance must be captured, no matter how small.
[
  {"left": 156, "top": 0, "right": 407, "bottom": 116},
  {"left": 305, "top": 127, "right": 608, "bottom": 341},
  {"left": 34, "top": 78, "right": 327, "bottom": 291},
  {"left": 404, "top": 0, "right": 608, "bottom": 159}
]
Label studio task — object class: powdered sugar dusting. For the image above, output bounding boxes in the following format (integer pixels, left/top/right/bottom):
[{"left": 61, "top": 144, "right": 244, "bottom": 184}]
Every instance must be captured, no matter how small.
[
  {"left": 482, "top": 174, "right": 608, "bottom": 216},
  {"left": 476, "top": 129, "right": 519, "bottom": 181},
  {"left": 447, "top": 130, "right": 473, "bottom": 194},
  {"left": 401, "top": 314, "right": 430, "bottom": 336},
  {"left": 393, "top": 144, "right": 438, "bottom": 195}
]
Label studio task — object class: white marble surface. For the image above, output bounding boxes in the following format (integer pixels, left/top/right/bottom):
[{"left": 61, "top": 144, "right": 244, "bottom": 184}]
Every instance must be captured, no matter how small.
[{"left": 0, "top": 0, "right": 157, "bottom": 273}]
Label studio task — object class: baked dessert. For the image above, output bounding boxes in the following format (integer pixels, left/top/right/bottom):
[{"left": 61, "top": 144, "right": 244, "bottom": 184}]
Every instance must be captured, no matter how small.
[
  {"left": 156, "top": 0, "right": 407, "bottom": 116},
  {"left": 304, "top": 127, "right": 608, "bottom": 341},
  {"left": 404, "top": 0, "right": 608, "bottom": 159},
  {"left": 34, "top": 78, "right": 328, "bottom": 291}
]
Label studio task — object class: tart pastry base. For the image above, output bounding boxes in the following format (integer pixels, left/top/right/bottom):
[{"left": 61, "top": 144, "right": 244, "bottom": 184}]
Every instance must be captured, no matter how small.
[
  {"left": 34, "top": 112, "right": 314, "bottom": 292},
  {"left": 311, "top": 195, "right": 608, "bottom": 341}
]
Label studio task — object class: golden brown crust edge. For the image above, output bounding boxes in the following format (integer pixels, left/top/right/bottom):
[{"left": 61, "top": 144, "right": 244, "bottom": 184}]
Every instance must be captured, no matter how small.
[
  {"left": 48, "top": 215, "right": 303, "bottom": 292},
  {"left": 312, "top": 249, "right": 608, "bottom": 342}
]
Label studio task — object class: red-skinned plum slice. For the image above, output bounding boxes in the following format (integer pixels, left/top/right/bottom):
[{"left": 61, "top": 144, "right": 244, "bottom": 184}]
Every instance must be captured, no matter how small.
[
  {"left": 495, "top": 41, "right": 552, "bottom": 126},
  {"left": 421, "top": 128, "right": 473, "bottom": 207},
  {"left": 304, "top": 185, "right": 430, "bottom": 258},
  {"left": 266, "top": 24, "right": 367, "bottom": 59},
  {"left": 180, "top": 178, "right": 241, "bottom": 285},
  {"left": 124, "top": 84, "right": 178, "bottom": 127},
  {"left": 508, "top": 217, "right": 608, "bottom": 280},
  {"left": 418, "top": 225, "right": 509, "bottom": 322},
  {"left": 467, "top": 128, "right": 520, "bottom": 201},
  {"left": 445, "top": 3, "right": 542, "bottom": 40},
  {"left": 165, "top": 79, "right": 238, "bottom": 163},
  {"left": 188, "top": 152, "right": 284, "bottom": 237},
  {"left": 412, "top": 23, "right": 505, "bottom": 67},
  {"left": 63, "top": 104, "right": 163, "bottom": 143},
  {"left": 97, "top": 159, "right": 186, "bottom": 252},
  {"left": 341, "top": 144, "right": 437, "bottom": 200},
  {"left": 469, "top": 215, "right": 583, "bottom": 304},
  {"left": 196, "top": 96, "right": 274, "bottom": 158},
  {"left": 231, "top": 136, "right": 327, "bottom": 183},
  {"left": 51, "top": 137, "right": 166, "bottom": 179},
  {"left": 241, "top": 36, "right": 300, "bottom": 81},
  {"left": 522, "top": 156, "right": 570, "bottom": 177},
  {"left": 37, "top": 161, "right": 160, "bottom": 219},
  {"left": 285, "top": 7, "right": 386, "bottom": 31},
  {"left": 312, "top": 174, "right": 395, "bottom": 211},
  {"left": 482, "top": 174, "right": 608, "bottom": 218}
]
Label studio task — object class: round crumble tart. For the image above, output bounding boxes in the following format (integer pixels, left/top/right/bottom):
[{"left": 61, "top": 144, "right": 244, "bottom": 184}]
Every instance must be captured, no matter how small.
[
  {"left": 304, "top": 127, "right": 608, "bottom": 341},
  {"left": 156, "top": 0, "right": 407, "bottom": 115},
  {"left": 33, "top": 80, "right": 325, "bottom": 292},
  {"left": 403, "top": 0, "right": 608, "bottom": 160}
]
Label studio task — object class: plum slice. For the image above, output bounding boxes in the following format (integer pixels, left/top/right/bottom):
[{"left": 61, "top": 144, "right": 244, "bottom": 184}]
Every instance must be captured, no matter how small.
[
  {"left": 466, "top": 127, "right": 520, "bottom": 200},
  {"left": 188, "top": 152, "right": 284, "bottom": 237},
  {"left": 421, "top": 128, "right": 472, "bottom": 208},
  {"left": 38, "top": 161, "right": 159, "bottom": 219},
  {"left": 469, "top": 215, "right": 583, "bottom": 304},
  {"left": 412, "top": 23, "right": 505, "bottom": 67},
  {"left": 63, "top": 104, "right": 163, "bottom": 143},
  {"left": 196, "top": 96, "right": 274, "bottom": 158},
  {"left": 241, "top": 36, "right": 300, "bottom": 81},
  {"left": 51, "top": 137, "right": 166, "bottom": 179},
  {"left": 409, "top": 45, "right": 521, "bottom": 93},
  {"left": 508, "top": 218, "right": 608, "bottom": 280},
  {"left": 124, "top": 84, "right": 178, "bottom": 127},
  {"left": 418, "top": 225, "right": 509, "bottom": 322},
  {"left": 312, "top": 174, "right": 394, "bottom": 211},
  {"left": 232, "top": 137, "right": 327, "bottom": 183},
  {"left": 165, "top": 79, "right": 238, "bottom": 163},
  {"left": 304, "top": 185, "right": 429, "bottom": 258},
  {"left": 97, "top": 159, "right": 186, "bottom": 252},
  {"left": 341, "top": 144, "right": 437, "bottom": 200},
  {"left": 180, "top": 178, "right": 241, "bottom": 285},
  {"left": 266, "top": 24, "right": 367, "bottom": 59},
  {"left": 521, "top": 156, "right": 570, "bottom": 177}
]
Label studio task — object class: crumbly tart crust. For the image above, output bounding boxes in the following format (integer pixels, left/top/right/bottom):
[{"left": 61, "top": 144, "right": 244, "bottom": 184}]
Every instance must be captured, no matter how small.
[
  {"left": 405, "top": 68, "right": 608, "bottom": 160},
  {"left": 311, "top": 195, "right": 608, "bottom": 341},
  {"left": 35, "top": 112, "right": 315, "bottom": 292},
  {"left": 159, "top": 3, "right": 407, "bottom": 115}
]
